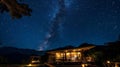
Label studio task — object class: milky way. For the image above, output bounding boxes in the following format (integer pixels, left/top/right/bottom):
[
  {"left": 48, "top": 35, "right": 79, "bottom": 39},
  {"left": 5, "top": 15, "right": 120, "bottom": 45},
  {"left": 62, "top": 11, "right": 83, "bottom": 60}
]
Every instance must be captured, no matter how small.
[
  {"left": 0, "top": 0, "right": 120, "bottom": 50},
  {"left": 39, "top": 0, "right": 66, "bottom": 50}
]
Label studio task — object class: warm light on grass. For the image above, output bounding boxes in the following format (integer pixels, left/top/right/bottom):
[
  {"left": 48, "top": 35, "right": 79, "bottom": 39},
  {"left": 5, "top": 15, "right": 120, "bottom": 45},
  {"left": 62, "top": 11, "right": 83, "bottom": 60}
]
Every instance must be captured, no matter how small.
[
  {"left": 81, "top": 64, "right": 88, "bottom": 67},
  {"left": 27, "top": 64, "right": 32, "bottom": 66},
  {"left": 25, "top": 63, "right": 40, "bottom": 67},
  {"left": 82, "top": 64, "right": 85, "bottom": 67},
  {"left": 107, "top": 60, "right": 110, "bottom": 63}
]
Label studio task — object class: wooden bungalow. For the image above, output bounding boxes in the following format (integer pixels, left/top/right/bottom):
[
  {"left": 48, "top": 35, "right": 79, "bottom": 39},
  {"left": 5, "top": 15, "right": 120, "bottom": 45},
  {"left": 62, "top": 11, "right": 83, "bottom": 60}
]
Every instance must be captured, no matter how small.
[{"left": 47, "top": 45, "right": 95, "bottom": 64}]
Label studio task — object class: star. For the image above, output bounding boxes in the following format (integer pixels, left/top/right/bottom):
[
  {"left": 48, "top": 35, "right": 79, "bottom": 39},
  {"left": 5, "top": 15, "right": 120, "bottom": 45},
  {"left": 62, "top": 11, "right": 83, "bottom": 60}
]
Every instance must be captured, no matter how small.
[
  {"left": 0, "top": 0, "right": 120, "bottom": 50},
  {"left": 113, "top": 25, "right": 118, "bottom": 30},
  {"left": 112, "top": 1, "right": 116, "bottom": 6}
]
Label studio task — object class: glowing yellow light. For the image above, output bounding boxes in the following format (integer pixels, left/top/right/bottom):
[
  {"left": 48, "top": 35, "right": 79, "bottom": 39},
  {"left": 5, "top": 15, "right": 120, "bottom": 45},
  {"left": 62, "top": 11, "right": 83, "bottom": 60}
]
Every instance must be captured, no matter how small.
[
  {"left": 107, "top": 60, "right": 110, "bottom": 63},
  {"left": 56, "top": 53, "right": 61, "bottom": 58},
  {"left": 81, "top": 64, "right": 88, "bottom": 67},
  {"left": 78, "top": 52, "right": 81, "bottom": 54},
  {"left": 82, "top": 64, "right": 85, "bottom": 67},
  {"left": 32, "top": 60, "right": 40, "bottom": 63},
  {"left": 115, "top": 63, "right": 119, "bottom": 67},
  {"left": 72, "top": 52, "right": 76, "bottom": 55},
  {"left": 28, "top": 64, "right": 32, "bottom": 66},
  {"left": 32, "top": 61, "right": 35, "bottom": 63},
  {"left": 66, "top": 53, "right": 70, "bottom": 55},
  {"left": 61, "top": 53, "right": 63, "bottom": 56}
]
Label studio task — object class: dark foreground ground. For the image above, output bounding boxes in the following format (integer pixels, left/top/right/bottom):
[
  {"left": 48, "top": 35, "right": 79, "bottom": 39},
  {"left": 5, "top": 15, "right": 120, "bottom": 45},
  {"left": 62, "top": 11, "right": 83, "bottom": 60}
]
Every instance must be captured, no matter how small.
[
  {"left": 0, "top": 62, "right": 100, "bottom": 67},
  {"left": 0, "top": 64, "right": 49, "bottom": 67}
]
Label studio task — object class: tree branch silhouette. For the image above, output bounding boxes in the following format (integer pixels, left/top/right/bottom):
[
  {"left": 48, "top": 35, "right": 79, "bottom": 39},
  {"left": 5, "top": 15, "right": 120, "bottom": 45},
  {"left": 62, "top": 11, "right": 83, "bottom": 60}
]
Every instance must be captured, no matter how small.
[{"left": 0, "top": 0, "right": 32, "bottom": 19}]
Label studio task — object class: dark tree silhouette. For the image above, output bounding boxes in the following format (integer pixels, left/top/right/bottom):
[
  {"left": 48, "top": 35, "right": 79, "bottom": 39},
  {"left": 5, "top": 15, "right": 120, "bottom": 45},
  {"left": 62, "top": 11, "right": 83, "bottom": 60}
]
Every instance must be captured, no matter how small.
[
  {"left": 0, "top": 0, "right": 32, "bottom": 19},
  {"left": 78, "top": 43, "right": 95, "bottom": 47},
  {"left": 118, "top": 34, "right": 120, "bottom": 41}
]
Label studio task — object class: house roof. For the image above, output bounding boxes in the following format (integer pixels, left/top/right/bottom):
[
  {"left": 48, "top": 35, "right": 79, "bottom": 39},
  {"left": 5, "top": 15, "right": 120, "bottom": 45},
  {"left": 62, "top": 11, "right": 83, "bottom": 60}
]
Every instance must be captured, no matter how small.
[{"left": 47, "top": 45, "right": 95, "bottom": 53}]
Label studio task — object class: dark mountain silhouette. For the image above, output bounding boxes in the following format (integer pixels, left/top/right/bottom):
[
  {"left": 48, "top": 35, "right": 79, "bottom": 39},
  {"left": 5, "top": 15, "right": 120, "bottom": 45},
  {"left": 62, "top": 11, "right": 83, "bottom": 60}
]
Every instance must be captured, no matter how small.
[
  {"left": 0, "top": 46, "right": 45, "bottom": 64},
  {"left": 47, "top": 45, "right": 75, "bottom": 52},
  {"left": 0, "top": 46, "right": 45, "bottom": 56}
]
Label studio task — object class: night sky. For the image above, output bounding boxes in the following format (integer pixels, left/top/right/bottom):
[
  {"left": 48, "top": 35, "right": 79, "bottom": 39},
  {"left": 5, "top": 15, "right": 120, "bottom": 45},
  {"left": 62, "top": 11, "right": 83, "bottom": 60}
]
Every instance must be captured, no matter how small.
[{"left": 0, "top": 0, "right": 120, "bottom": 50}]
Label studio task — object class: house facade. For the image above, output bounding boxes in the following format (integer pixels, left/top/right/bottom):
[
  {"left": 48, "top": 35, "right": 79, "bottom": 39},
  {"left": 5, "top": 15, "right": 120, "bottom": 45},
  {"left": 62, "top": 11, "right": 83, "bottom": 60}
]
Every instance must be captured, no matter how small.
[{"left": 47, "top": 46, "right": 95, "bottom": 63}]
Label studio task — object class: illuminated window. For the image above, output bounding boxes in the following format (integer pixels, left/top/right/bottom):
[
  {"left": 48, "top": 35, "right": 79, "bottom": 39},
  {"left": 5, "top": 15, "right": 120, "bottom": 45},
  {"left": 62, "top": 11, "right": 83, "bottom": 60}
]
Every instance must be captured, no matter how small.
[
  {"left": 56, "top": 53, "right": 61, "bottom": 59},
  {"left": 66, "top": 52, "right": 70, "bottom": 56},
  {"left": 66, "top": 52, "right": 71, "bottom": 61}
]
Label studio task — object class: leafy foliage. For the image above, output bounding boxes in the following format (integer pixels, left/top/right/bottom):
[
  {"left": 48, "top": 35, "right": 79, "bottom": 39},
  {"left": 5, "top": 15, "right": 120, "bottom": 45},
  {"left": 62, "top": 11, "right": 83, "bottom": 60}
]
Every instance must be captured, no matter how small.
[
  {"left": 0, "top": 0, "right": 32, "bottom": 19},
  {"left": 86, "top": 41, "right": 120, "bottom": 62}
]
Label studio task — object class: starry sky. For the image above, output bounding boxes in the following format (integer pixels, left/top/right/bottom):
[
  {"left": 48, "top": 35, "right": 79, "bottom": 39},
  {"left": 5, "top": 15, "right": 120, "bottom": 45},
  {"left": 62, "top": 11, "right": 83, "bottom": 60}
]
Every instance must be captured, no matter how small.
[{"left": 0, "top": 0, "right": 120, "bottom": 50}]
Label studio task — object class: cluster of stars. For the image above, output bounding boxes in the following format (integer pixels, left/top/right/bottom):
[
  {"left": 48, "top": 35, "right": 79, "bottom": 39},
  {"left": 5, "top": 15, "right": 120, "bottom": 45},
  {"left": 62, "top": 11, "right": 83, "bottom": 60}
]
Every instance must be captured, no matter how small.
[{"left": 0, "top": 0, "right": 120, "bottom": 50}]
